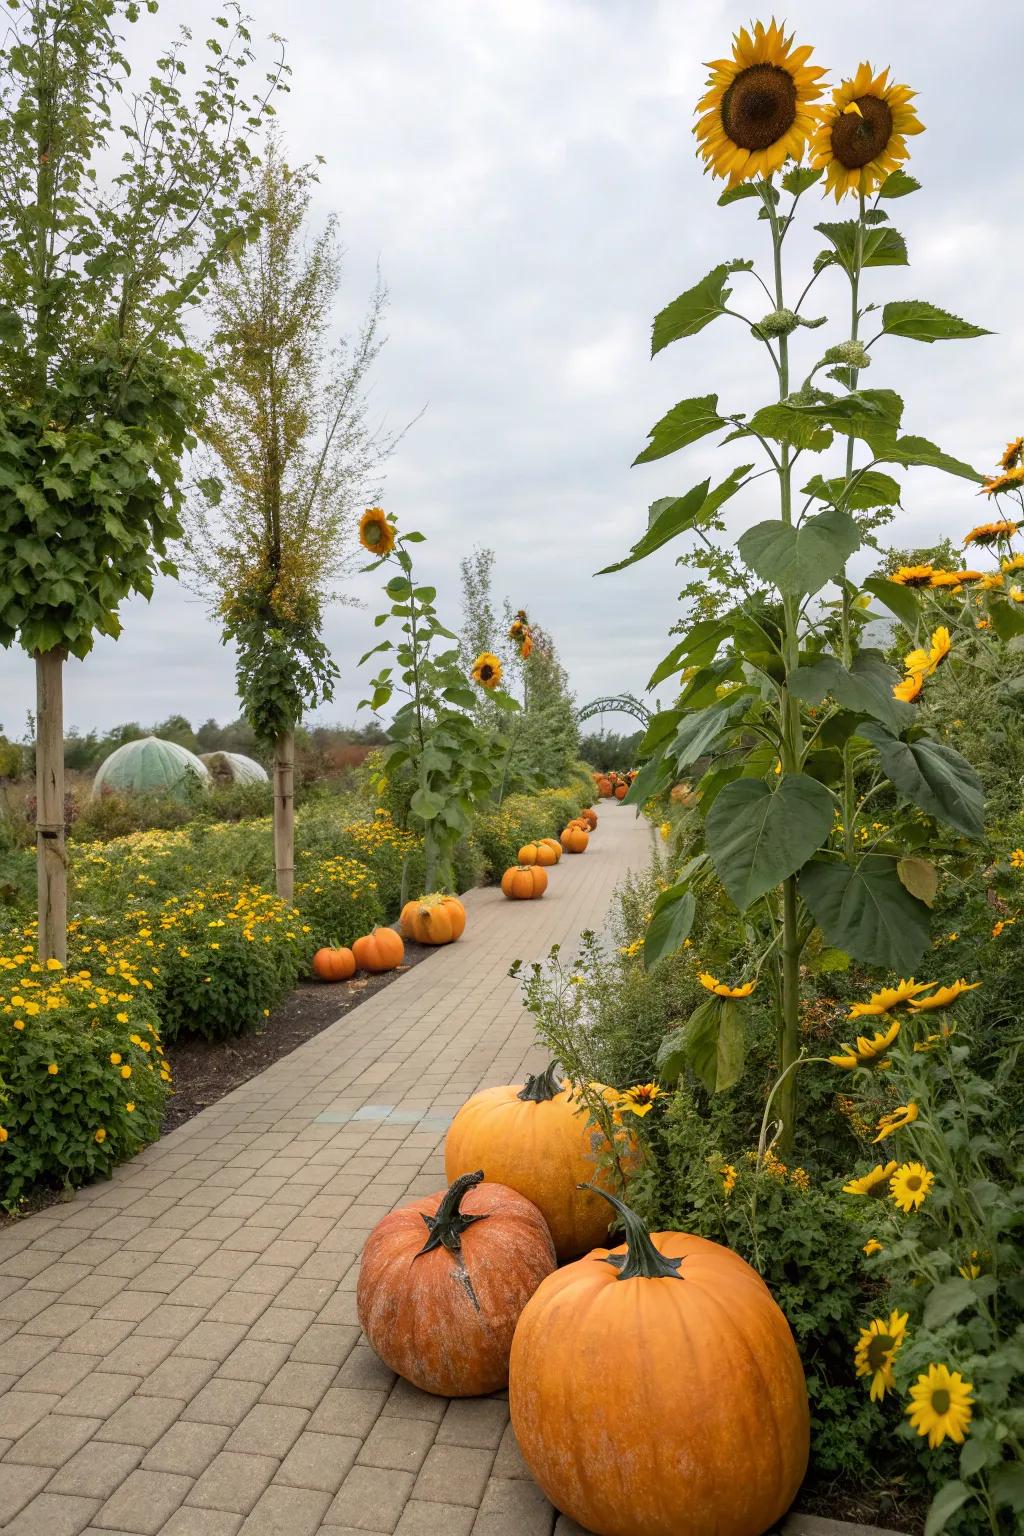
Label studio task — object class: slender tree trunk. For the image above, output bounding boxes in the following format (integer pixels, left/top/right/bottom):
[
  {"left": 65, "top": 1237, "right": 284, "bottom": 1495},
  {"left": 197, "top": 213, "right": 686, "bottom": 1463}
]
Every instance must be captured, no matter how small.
[
  {"left": 273, "top": 729, "right": 295, "bottom": 902},
  {"left": 35, "top": 648, "right": 67, "bottom": 965}
]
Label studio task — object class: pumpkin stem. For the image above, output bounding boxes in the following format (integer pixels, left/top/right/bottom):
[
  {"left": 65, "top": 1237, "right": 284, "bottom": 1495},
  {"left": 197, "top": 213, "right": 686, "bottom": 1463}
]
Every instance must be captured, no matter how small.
[
  {"left": 579, "top": 1183, "right": 683, "bottom": 1281},
  {"left": 416, "top": 1170, "right": 489, "bottom": 1256},
  {"left": 517, "top": 1060, "right": 563, "bottom": 1103}
]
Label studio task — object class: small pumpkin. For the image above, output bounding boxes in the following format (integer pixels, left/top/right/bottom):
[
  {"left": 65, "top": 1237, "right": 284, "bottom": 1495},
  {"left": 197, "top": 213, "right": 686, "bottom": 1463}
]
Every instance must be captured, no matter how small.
[
  {"left": 578, "top": 807, "right": 598, "bottom": 830},
  {"left": 614, "top": 783, "right": 628, "bottom": 800},
  {"left": 400, "top": 893, "right": 466, "bottom": 945},
  {"left": 501, "top": 864, "right": 548, "bottom": 900},
  {"left": 311, "top": 945, "right": 356, "bottom": 982},
  {"left": 358, "top": 1170, "right": 555, "bottom": 1397},
  {"left": 352, "top": 926, "right": 405, "bottom": 973},
  {"left": 509, "top": 1186, "right": 809, "bottom": 1536},
  {"left": 560, "top": 824, "right": 589, "bottom": 854},
  {"left": 595, "top": 775, "right": 612, "bottom": 798},
  {"left": 445, "top": 1061, "right": 630, "bottom": 1259},
  {"left": 538, "top": 837, "right": 562, "bottom": 862},
  {"left": 517, "top": 841, "right": 557, "bottom": 868}
]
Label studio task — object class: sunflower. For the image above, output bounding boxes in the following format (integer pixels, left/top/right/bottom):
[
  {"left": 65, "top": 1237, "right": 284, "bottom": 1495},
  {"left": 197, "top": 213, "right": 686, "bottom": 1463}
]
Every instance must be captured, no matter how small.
[
  {"left": 951, "top": 569, "right": 986, "bottom": 584},
  {"left": 698, "top": 972, "right": 757, "bottom": 998},
  {"left": 1002, "top": 554, "right": 1024, "bottom": 573},
  {"left": 873, "top": 1102, "right": 918, "bottom": 1142},
  {"left": 929, "top": 626, "right": 952, "bottom": 668},
  {"left": 927, "top": 571, "right": 962, "bottom": 591},
  {"left": 359, "top": 507, "right": 396, "bottom": 557},
  {"left": 694, "top": 20, "right": 826, "bottom": 186},
  {"left": 862, "top": 1238, "right": 883, "bottom": 1257},
  {"left": 812, "top": 63, "right": 923, "bottom": 200},
  {"left": 847, "top": 979, "right": 933, "bottom": 1018},
  {"left": 854, "top": 1309, "right": 909, "bottom": 1401},
  {"left": 471, "top": 652, "right": 502, "bottom": 690},
  {"left": 1000, "top": 436, "right": 1024, "bottom": 473},
  {"left": 906, "top": 1364, "right": 974, "bottom": 1448},
  {"left": 843, "top": 1161, "right": 898, "bottom": 1199},
  {"left": 828, "top": 1018, "right": 901, "bottom": 1071},
  {"left": 964, "top": 517, "right": 1020, "bottom": 543},
  {"left": 520, "top": 635, "right": 534, "bottom": 659},
  {"left": 892, "top": 671, "right": 924, "bottom": 703},
  {"left": 890, "top": 564, "right": 934, "bottom": 587},
  {"left": 618, "top": 1082, "right": 665, "bottom": 1118},
  {"left": 908, "top": 978, "right": 980, "bottom": 1010},
  {"left": 889, "top": 1160, "right": 933, "bottom": 1212},
  {"left": 981, "top": 466, "right": 1024, "bottom": 497}
]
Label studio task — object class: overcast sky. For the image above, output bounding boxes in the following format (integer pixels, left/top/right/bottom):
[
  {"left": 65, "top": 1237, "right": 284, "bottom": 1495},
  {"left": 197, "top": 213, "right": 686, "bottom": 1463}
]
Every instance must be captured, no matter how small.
[{"left": 1, "top": 0, "right": 1021, "bottom": 740}]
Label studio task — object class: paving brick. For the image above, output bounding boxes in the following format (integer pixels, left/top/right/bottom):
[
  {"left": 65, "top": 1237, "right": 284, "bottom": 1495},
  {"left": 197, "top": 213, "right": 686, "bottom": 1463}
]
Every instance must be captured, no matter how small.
[
  {"left": 327, "top": 1465, "right": 416, "bottom": 1532},
  {"left": 96, "top": 1334, "right": 176, "bottom": 1376},
  {"left": 436, "top": 1398, "right": 509, "bottom": 1450},
  {"left": 182, "top": 1377, "right": 265, "bottom": 1427},
  {"left": 93, "top": 1394, "right": 185, "bottom": 1448},
  {"left": 276, "top": 1430, "right": 360, "bottom": 1494},
  {"left": 413, "top": 1444, "right": 495, "bottom": 1507},
  {"left": 380, "top": 1379, "right": 448, "bottom": 1425},
  {"left": 261, "top": 1361, "right": 336, "bottom": 1410},
  {"left": 50, "top": 1441, "right": 146, "bottom": 1500},
  {"left": 142, "top": 1419, "right": 231, "bottom": 1476},
  {"left": 357, "top": 1416, "right": 437, "bottom": 1474},
  {"left": 0, "top": 1463, "right": 52, "bottom": 1525},
  {"left": 395, "top": 1502, "right": 476, "bottom": 1536},
  {"left": 238, "top": 1485, "right": 332, "bottom": 1535},
  {"left": 93, "top": 1469, "right": 192, "bottom": 1534},
  {"left": 5, "top": 1412, "right": 102, "bottom": 1467},
  {"left": 289, "top": 1323, "right": 359, "bottom": 1368},
  {"left": 187, "top": 1451, "right": 278, "bottom": 1515},
  {"left": 336, "top": 1346, "right": 395, "bottom": 1393},
  {"left": 491, "top": 1421, "right": 531, "bottom": 1479},
  {"left": 472, "top": 1476, "right": 556, "bottom": 1535},
  {"left": 308, "top": 1387, "right": 386, "bottom": 1439},
  {"left": 159, "top": 1510, "right": 243, "bottom": 1536},
  {"left": 59, "top": 1372, "right": 140, "bottom": 1418},
  {"left": 225, "top": 1403, "right": 309, "bottom": 1457},
  {"left": 218, "top": 1340, "right": 292, "bottom": 1384},
  {"left": 0, "top": 1391, "right": 61, "bottom": 1438},
  {"left": 5, "top": 1491, "right": 101, "bottom": 1535},
  {"left": 3, "top": 1334, "right": 58, "bottom": 1374},
  {"left": 18, "top": 1350, "right": 100, "bottom": 1395},
  {"left": 247, "top": 1307, "right": 317, "bottom": 1345}
]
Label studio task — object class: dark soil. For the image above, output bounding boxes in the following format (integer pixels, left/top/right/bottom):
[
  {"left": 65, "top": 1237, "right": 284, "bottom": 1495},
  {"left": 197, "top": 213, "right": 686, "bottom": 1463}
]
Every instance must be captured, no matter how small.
[{"left": 794, "top": 1477, "right": 926, "bottom": 1533}]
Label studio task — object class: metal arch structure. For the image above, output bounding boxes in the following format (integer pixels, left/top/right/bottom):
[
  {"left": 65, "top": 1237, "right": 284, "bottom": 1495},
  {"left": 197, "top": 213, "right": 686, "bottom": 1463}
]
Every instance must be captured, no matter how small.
[{"left": 575, "top": 693, "right": 651, "bottom": 729}]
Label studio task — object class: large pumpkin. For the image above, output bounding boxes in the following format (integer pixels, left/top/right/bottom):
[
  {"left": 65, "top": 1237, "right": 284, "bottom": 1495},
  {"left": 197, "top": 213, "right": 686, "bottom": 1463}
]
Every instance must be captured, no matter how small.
[
  {"left": 578, "top": 807, "right": 598, "bottom": 830},
  {"left": 509, "top": 1188, "right": 809, "bottom": 1536},
  {"left": 614, "top": 783, "right": 628, "bottom": 800},
  {"left": 353, "top": 926, "right": 405, "bottom": 972},
  {"left": 595, "top": 775, "right": 612, "bottom": 798},
  {"left": 501, "top": 864, "right": 548, "bottom": 900},
  {"left": 517, "top": 841, "right": 557, "bottom": 868},
  {"left": 560, "top": 824, "right": 589, "bottom": 854},
  {"left": 312, "top": 945, "right": 356, "bottom": 982},
  {"left": 400, "top": 894, "right": 466, "bottom": 945},
  {"left": 357, "top": 1171, "right": 555, "bottom": 1397},
  {"left": 538, "top": 837, "right": 562, "bottom": 862},
  {"left": 445, "top": 1062, "right": 628, "bottom": 1259}
]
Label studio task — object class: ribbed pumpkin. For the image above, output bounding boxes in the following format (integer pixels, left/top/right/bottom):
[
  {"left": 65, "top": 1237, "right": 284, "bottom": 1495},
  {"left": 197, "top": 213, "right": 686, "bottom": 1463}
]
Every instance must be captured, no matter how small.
[
  {"left": 560, "top": 824, "right": 589, "bottom": 854},
  {"left": 614, "top": 783, "right": 628, "bottom": 800},
  {"left": 311, "top": 945, "right": 356, "bottom": 982},
  {"left": 352, "top": 926, "right": 405, "bottom": 972},
  {"left": 517, "top": 841, "right": 558, "bottom": 868},
  {"left": 510, "top": 1187, "right": 809, "bottom": 1536},
  {"left": 357, "top": 1171, "right": 555, "bottom": 1397},
  {"left": 400, "top": 894, "right": 466, "bottom": 945},
  {"left": 444, "top": 1062, "right": 628, "bottom": 1259},
  {"left": 501, "top": 864, "right": 547, "bottom": 900},
  {"left": 578, "top": 807, "right": 598, "bottom": 830},
  {"left": 538, "top": 837, "right": 562, "bottom": 862},
  {"left": 595, "top": 775, "right": 612, "bottom": 798}
]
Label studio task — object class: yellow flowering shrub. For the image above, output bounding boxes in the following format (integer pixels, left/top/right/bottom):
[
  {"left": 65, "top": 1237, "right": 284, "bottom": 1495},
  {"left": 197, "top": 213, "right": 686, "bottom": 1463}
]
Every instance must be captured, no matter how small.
[
  {"left": 294, "top": 854, "right": 383, "bottom": 948},
  {"left": 0, "top": 939, "right": 169, "bottom": 1204},
  {"left": 334, "top": 810, "right": 425, "bottom": 915},
  {"left": 474, "top": 786, "right": 583, "bottom": 876}
]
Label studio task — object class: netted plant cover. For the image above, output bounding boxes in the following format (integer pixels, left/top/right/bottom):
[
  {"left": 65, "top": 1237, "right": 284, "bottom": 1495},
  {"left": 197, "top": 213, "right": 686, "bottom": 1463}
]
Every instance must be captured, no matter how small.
[
  {"left": 92, "top": 737, "right": 211, "bottom": 800},
  {"left": 199, "top": 751, "right": 269, "bottom": 786}
]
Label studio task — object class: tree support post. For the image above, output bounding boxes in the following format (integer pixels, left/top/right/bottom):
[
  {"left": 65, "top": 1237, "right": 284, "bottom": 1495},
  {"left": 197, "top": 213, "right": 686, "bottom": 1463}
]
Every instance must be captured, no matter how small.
[
  {"left": 274, "top": 728, "right": 295, "bottom": 903},
  {"left": 35, "top": 648, "right": 67, "bottom": 965}
]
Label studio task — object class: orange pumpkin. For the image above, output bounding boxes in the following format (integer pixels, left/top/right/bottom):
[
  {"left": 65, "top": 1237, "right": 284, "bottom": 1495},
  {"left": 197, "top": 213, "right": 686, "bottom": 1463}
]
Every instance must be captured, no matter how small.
[
  {"left": 578, "top": 807, "right": 598, "bottom": 830},
  {"left": 517, "top": 841, "right": 557, "bottom": 868},
  {"left": 400, "top": 894, "right": 466, "bottom": 945},
  {"left": 501, "top": 864, "right": 548, "bottom": 900},
  {"left": 614, "top": 784, "right": 628, "bottom": 800},
  {"left": 444, "top": 1062, "right": 630, "bottom": 1259},
  {"left": 595, "top": 775, "right": 612, "bottom": 798},
  {"left": 352, "top": 926, "right": 405, "bottom": 972},
  {"left": 560, "top": 824, "right": 589, "bottom": 854},
  {"left": 510, "top": 1187, "right": 809, "bottom": 1536},
  {"left": 358, "top": 1171, "right": 555, "bottom": 1397},
  {"left": 311, "top": 945, "right": 356, "bottom": 982},
  {"left": 538, "top": 837, "right": 562, "bottom": 862}
]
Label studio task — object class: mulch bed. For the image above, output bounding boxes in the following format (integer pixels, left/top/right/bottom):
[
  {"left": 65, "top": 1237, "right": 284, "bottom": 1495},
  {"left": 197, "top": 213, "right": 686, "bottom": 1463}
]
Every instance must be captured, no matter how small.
[{"left": 794, "top": 1479, "right": 924, "bottom": 1532}]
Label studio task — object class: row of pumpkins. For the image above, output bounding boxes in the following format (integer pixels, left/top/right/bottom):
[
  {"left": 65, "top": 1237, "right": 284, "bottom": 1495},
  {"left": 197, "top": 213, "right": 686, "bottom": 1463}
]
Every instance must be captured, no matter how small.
[
  {"left": 593, "top": 767, "right": 637, "bottom": 800},
  {"left": 501, "top": 804, "right": 597, "bottom": 899},
  {"left": 357, "top": 1060, "right": 810, "bottom": 1536}
]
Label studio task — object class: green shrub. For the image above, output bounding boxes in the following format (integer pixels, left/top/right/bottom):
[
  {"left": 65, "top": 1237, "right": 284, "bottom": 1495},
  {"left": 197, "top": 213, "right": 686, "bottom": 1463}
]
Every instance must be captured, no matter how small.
[
  {"left": 294, "top": 854, "right": 383, "bottom": 949},
  {"left": 473, "top": 784, "right": 586, "bottom": 877},
  {"left": 333, "top": 811, "right": 425, "bottom": 917},
  {"left": 0, "top": 935, "right": 169, "bottom": 1205}
]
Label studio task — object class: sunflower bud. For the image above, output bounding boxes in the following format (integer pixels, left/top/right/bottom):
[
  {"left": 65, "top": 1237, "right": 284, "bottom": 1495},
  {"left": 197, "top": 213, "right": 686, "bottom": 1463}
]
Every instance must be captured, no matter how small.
[{"left": 822, "top": 340, "right": 871, "bottom": 369}]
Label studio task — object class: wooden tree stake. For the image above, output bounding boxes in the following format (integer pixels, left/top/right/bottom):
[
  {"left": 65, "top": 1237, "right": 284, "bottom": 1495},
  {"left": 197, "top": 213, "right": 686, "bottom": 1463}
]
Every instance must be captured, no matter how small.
[
  {"left": 274, "top": 728, "right": 295, "bottom": 903},
  {"left": 35, "top": 649, "right": 67, "bottom": 965}
]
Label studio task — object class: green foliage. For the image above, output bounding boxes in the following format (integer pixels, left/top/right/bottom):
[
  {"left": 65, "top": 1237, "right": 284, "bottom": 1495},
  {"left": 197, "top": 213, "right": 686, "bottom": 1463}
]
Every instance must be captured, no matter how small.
[{"left": 473, "top": 786, "right": 581, "bottom": 877}]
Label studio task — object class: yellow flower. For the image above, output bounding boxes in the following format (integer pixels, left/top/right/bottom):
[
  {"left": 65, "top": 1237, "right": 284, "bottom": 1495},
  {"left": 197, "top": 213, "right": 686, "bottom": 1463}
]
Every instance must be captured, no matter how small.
[
  {"left": 618, "top": 1083, "right": 664, "bottom": 1118},
  {"left": 889, "top": 1161, "right": 933, "bottom": 1212},
  {"left": 13, "top": 1019, "right": 24, "bottom": 1031},
  {"left": 854, "top": 1309, "right": 909, "bottom": 1401},
  {"left": 358, "top": 507, "right": 396, "bottom": 556},
  {"left": 873, "top": 1102, "right": 918, "bottom": 1142},
  {"left": 847, "top": 979, "right": 933, "bottom": 1018},
  {"left": 94, "top": 1127, "right": 106, "bottom": 1144},
  {"left": 907, "top": 979, "right": 980, "bottom": 1010},
  {"left": 992, "top": 918, "right": 1016, "bottom": 938},
  {"left": 811, "top": 63, "right": 923, "bottom": 201},
  {"left": 892, "top": 671, "right": 924, "bottom": 703},
  {"left": 721, "top": 1163, "right": 737, "bottom": 1195},
  {"left": 471, "top": 652, "right": 502, "bottom": 690},
  {"left": 125, "top": 1102, "right": 135, "bottom": 1113},
  {"left": 862, "top": 1238, "right": 883, "bottom": 1257},
  {"left": 890, "top": 564, "right": 934, "bottom": 587},
  {"left": 790, "top": 1166, "right": 809, "bottom": 1192},
  {"left": 0, "top": 1125, "right": 7, "bottom": 1143},
  {"left": 906, "top": 1364, "right": 973, "bottom": 1448},
  {"left": 659, "top": 821, "right": 671, "bottom": 841},
  {"left": 47, "top": 1062, "right": 58, "bottom": 1075},
  {"left": 1000, "top": 437, "right": 1024, "bottom": 473},
  {"left": 693, "top": 20, "right": 826, "bottom": 186},
  {"left": 120, "top": 1065, "right": 132, "bottom": 1080},
  {"left": 843, "top": 1161, "right": 898, "bottom": 1199},
  {"left": 1001, "top": 552, "right": 1024, "bottom": 573},
  {"left": 698, "top": 972, "right": 756, "bottom": 998},
  {"left": 964, "top": 516, "right": 1019, "bottom": 542},
  {"left": 829, "top": 1018, "right": 901, "bottom": 1071}
]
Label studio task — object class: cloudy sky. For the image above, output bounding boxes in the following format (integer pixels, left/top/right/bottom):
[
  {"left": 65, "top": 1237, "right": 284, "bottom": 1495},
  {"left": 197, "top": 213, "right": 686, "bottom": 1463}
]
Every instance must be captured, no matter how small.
[{"left": 1, "top": 0, "right": 1021, "bottom": 740}]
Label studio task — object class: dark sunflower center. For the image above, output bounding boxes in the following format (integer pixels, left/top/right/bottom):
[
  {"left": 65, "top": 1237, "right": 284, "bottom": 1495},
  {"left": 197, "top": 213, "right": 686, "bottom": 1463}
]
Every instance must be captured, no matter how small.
[
  {"left": 831, "top": 95, "right": 894, "bottom": 168},
  {"left": 866, "top": 1334, "right": 894, "bottom": 1371},
  {"left": 906, "top": 1175, "right": 922, "bottom": 1192},
  {"left": 720, "top": 64, "right": 797, "bottom": 151},
  {"left": 480, "top": 665, "right": 494, "bottom": 680},
  {"left": 932, "top": 1388, "right": 951, "bottom": 1414},
  {"left": 365, "top": 522, "right": 382, "bottom": 544}
]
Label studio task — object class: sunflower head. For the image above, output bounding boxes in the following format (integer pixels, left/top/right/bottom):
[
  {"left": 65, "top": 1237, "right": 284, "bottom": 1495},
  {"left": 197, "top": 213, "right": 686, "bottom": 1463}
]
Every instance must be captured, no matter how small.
[
  {"left": 889, "top": 1160, "right": 933, "bottom": 1213},
  {"left": 811, "top": 62, "right": 923, "bottom": 201},
  {"left": 359, "top": 508, "right": 396, "bottom": 557},
  {"left": 965, "top": 517, "right": 1020, "bottom": 544},
  {"left": 906, "top": 1363, "right": 974, "bottom": 1449},
  {"left": 893, "top": 671, "right": 923, "bottom": 703},
  {"left": 471, "top": 652, "right": 502, "bottom": 690},
  {"left": 999, "top": 437, "right": 1024, "bottom": 473},
  {"left": 694, "top": 20, "right": 826, "bottom": 186},
  {"left": 890, "top": 564, "right": 934, "bottom": 588},
  {"left": 854, "top": 1309, "right": 908, "bottom": 1401},
  {"left": 842, "top": 1160, "right": 898, "bottom": 1199}
]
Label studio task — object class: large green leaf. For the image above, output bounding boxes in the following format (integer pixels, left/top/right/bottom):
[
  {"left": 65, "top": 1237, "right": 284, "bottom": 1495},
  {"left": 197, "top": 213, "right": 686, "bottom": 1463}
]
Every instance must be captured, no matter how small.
[
  {"left": 671, "top": 689, "right": 754, "bottom": 771},
  {"left": 622, "top": 753, "right": 674, "bottom": 809},
  {"left": 987, "top": 598, "right": 1024, "bottom": 641},
  {"left": 657, "top": 998, "right": 746, "bottom": 1094},
  {"left": 737, "top": 508, "right": 861, "bottom": 597},
  {"left": 651, "top": 261, "right": 753, "bottom": 355},
  {"left": 741, "top": 402, "right": 833, "bottom": 453},
  {"left": 878, "top": 170, "right": 920, "bottom": 199},
  {"left": 816, "top": 221, "right": 908, "bottom": 273},
  {"left": 802, "top": 469, "right": 901, "bottom": 511},
  {"left": 633, "top": 395, "right": 726, "bottom": 466},
  {"left": 799, "top": 855, "right": 931, "bottom": 971},
  {"left": 881, "top": 301, "right": 990, "bottom": 344},
  {"left": 644, "top": 885, "right": 696, "bottom": 969},
  {"left": 924, "top": 1483, "right": 972, "bottom": 1536},
  {"left": 869, "top": 432, "right": 984, "bottom": 484},
  {"left": 789, "top": 650, "right": 914, "bottom": 735},
  {"left": 706, "top": 774, "right": 834, "bottom": 911},
  {"left": 598, "top": 466, "right": 751, "bottom": 575},
  {"left": 860, "top": 724, "right": 984, "bottom": 839}
]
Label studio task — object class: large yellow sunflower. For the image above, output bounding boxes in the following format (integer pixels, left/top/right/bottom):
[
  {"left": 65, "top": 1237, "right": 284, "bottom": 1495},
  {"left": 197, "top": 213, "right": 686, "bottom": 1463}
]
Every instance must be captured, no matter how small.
[
  {"left": 359, "top": 508, "right": 396, "bottom": 557},
  {"left": 471, "top": 652, "right": 502, "bottom": 690},
  {"left": 828, "top": 1018, "right": 900, "bottom": 1071},
  {"left": 980, "top": 467, "right": 1024, "bottom": 498},
  {"left": 854, "top": 1309, "right": 909, "bottom": 1402},
  {"left": 890, "top": 564, "right": 934, "bottom": 588},
  {"left": 694, "top": 21, "right": 826, "bottom": 186},
  {"left": 698, "top": 972, "right": 757, "bottom": 998},
  {"left": 964, "top": 517, "right": 1019, "bottom": 544},
  {"left": 906, "top": 1364, "right": 973, "bottom": 1448},
  {"left": 811, "top": 63, "right": 923, "bottom": 201},
  {"left": 843, "top": 1160, "right": 898, "bottom": 1199},
  {"left": 998, "top": 439, "right": 1024, "bottom": 473}
]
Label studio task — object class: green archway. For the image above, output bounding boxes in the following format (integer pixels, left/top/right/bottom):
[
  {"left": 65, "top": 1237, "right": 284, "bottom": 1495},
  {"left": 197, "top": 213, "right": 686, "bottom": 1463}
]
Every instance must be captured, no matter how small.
[{"left": 576, "top": 694, "right": 651, "bottom": 729}]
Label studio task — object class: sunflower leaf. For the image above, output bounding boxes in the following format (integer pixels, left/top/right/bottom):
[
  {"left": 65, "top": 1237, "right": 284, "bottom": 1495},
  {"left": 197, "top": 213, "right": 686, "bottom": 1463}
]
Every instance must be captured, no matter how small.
[
  {"left": 799, "top": 855, "right": 931, "bottom": 971},
  {"left": 597, "top": 466, "right": 752, "bottom": 575},
  {"left": 675, "top": 997, "right": 746, "bottom": 1095},
  {"left": 862, "top": 575, "right": 923, "bottom": 631},
  {"left": 878, "top": 170, "right": 921, "bottom": 199},
  {"left": 781, "top": 166, "right": 822, "bottom": 194},
  {"left": 651, "top": 261, "right": 754, "bottom": 356},
  {"left": 803, "top": 469, "right": 902, "bottom": 511},
  {"left": 988, "top": 599, "right": 1024, "bottom": 640},
  {"left": 741, "top": 403, "right": 833, "bottom": 453},
  {"left": 897, "top": 855, "right": 938, "bottom": 907},
  {"left": 717, "top": 183, "right": 770, "bottom": 206},
  {"left": 633, "top": 394, "right": 727, "bottom": 466},
  {"left": 737, "top": 508, "right": 861, "bottom": 597},
  {"left": 816, "top": 220, "right": 908, "bottom": 273},
  {"left": 869, "top": 432, "right": 985, "bottom": 484},
  {"left": 881, "top": 300, "right": 991, "bottom": 344},
  {"left": 644, "top": 884, "right": 696, "bottom": 970},
  {"left": 789, "top": 650, "right": 914, "bottom": 734},
  {"left": 670, "top": 689, "right": 756, "bottom": 771},
  {"left": 706, "top": 774, "right": 834, "bottom": 912},
  {"left": 860, "top": 725, "right": 985, "bottom": 840}
]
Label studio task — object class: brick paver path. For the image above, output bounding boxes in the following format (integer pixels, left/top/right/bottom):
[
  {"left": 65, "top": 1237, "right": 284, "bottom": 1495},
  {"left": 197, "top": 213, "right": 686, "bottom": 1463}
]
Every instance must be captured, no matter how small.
[{"left": 0, "top": 809, "right": 652, "bottom": 1536}]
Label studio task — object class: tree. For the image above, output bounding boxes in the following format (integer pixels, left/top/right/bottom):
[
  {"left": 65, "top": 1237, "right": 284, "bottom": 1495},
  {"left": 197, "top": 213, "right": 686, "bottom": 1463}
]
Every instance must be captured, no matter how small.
[
  {"left": 0, "top": 0, "right": 286, "bottom": 961},
  {"left": 181, "top": 140, "right": 398, "bottom": 900}
]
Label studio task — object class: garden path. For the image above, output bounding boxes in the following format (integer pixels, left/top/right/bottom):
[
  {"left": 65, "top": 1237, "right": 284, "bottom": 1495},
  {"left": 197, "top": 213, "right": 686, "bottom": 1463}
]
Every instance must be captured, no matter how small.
[{"left": 0, "top": 807, "right": 653, "bottom": 1536}]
